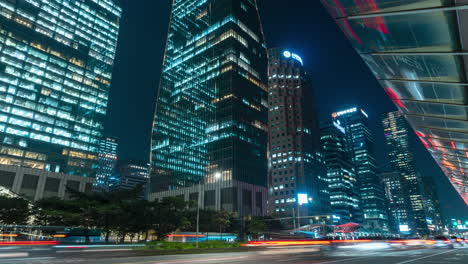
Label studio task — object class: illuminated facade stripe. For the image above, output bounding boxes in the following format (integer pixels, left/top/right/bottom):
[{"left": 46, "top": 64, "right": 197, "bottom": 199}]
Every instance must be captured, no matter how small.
[
  {"left": 0, "top": 0, "right": 121, "bottom": 177},
  {"left": 321, "top": 0, "right": 468, "bottom": 205}
]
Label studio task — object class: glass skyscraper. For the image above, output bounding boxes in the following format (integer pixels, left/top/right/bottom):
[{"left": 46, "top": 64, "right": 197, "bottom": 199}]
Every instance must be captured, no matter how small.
[
  {"left": 150, "top": 0, "right": 268, "bottom": 215},
  {"left": 321, "top": 0, "right": 468, "bottom": 205},
  {"left": 267, "top": 48, "right": 329, "bottom": 220},
  {"left": 332, "top": 107, "right": 389, "bottom": 231},
  {"left": 380, "top": 170, "right": 412, "bottom": 234},
  {"left": 383, "top": 111, "right": 443, "bottom": 235},
  {"left": 95, "top": 136, "right": 118, "bottom": 190},
  {"left": 321, "top": 122, "right": 361, "bottom": 224},
  {"left": 109, "top": 159, "right": 149, "bottom": 196},
  {"left": 0, "top": 0, "right": 121, "bottom": 178}
]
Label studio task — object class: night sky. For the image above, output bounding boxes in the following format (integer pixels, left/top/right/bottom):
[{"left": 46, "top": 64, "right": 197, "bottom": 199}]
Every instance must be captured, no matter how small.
[{"left": 105, "top": 0, "right": 468, "bottom": 220}]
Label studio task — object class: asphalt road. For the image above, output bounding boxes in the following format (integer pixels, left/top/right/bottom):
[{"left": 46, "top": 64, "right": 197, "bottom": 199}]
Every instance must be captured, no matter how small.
[{"left": 0, "top": 247, "right": 467, "bottom": 264}]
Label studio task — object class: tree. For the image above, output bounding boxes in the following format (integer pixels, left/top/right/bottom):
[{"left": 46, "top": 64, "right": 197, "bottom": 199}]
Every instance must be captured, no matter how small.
[
  {"left": 153, "top": 197, "right": 189, "bottom": 240},
  {"left": 246, "top": 217, "right": 267, "bottom": 240},
  {"left": 262, "top": 216, "right": 284, "bottom": 232},
  {"left": 33, "top": 197, "right": 81, "bottom": 227},
  {"left": 0, "top": 196, "right": 30, "bottom": 225},
  {"left": 214, "top": 210, "right": 232, "bottom": 238}
]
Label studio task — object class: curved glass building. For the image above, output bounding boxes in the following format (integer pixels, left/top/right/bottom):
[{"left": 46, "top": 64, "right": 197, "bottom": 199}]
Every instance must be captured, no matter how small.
[{"left": 321, "top": 0, "right": 468, "bottom": 205}]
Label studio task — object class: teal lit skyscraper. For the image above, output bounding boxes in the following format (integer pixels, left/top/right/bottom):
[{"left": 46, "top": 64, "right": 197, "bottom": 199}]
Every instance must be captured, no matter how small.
[
  {"left": 332, "top": 107, "right": 389, "bottom": 231},
  {"left": 151, "top": 0, "right": 268, "bottom": 215},
  {"left": 95, "top": 136, "right": 118, "bottom": 190},
  {"left": 0, "top": 0, "right": 121, "bottom": 177},
  {"left": 383, "top": 111, "right": 443, "bottom": 235},
  {"left": 321, "top": 122, "right": 361, "bottom": 224}
]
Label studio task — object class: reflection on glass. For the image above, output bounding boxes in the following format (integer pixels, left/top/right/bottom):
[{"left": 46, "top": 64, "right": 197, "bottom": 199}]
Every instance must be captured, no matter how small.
[
  {"left": 406, "top": 115, "right": 468, "bottom": 132},
  {"left": 336, "top": 10, "right": 459, "bottom": 53},
  {"left": 322, "top": 0, "right": 452, "bottom": 18},
  {"left": 363, "top": 54, "right": 464, "bottom": 82},
  {"left": 401, "top": 101, "right": 468, "bottom": 120},
  {"left": 381, "top": 80, "right": 467, "bottom": 104},
  {"left": 418, "top": 128, "right": 468, "bottom": 142}
]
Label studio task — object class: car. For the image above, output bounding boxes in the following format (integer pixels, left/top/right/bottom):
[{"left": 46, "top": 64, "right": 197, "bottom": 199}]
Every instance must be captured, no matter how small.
[
  {"left": 450, "top": 236, "right": 467, "bottom": 248},
  {"left": 433, "top": 236, "right": 454, "bottom": 249}
]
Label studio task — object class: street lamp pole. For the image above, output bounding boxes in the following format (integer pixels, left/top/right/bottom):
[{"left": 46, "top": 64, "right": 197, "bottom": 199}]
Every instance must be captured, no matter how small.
[
  {"left": 292, "top": 207, "right": 296, "bottom": 230},
  {"left": 297, "top": 204, "right": 300, "bottom": 229},
  {"left": 196, "top": 184, "right": 201, "bottom": 248}
]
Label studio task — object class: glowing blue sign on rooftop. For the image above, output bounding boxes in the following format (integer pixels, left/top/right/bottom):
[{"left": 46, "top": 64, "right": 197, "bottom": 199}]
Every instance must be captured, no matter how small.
[{"left": 283, "top": 50, "right": 303, "bottom": 65}]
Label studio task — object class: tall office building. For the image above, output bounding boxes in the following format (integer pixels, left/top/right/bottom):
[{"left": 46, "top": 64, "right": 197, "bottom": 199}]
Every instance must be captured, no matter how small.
[
  {"left": 380, "top": 171, "right": 412, "bottom": 233},
  {"left": 267, "top": 48, "right": 328, "bottom": 219},
  {"left": 383, "top": 111, "right": 442, "bottom": 235},
  {"left": 321, "top": 122, "right": 360, "bottom": 224},
  {"left": 150, "top": 0, "right": 268, "bottom": 216},
  {"left": 321, "top": 1, "right": 468, "bottom": 205},
  {"left": 332, "top": 107, "right": 389, "bottom": 231},
  {"left": 94, "top": 136, "right": 118, "bottom": 190},
  {"left": 0, "top": 0, "right": 122, "bottom": 179},
  {"left": 109, "top": 159, "right": 150, "bottom": 195}
]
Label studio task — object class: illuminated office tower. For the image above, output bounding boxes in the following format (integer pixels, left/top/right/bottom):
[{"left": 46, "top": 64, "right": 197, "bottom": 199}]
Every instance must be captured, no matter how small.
[
  {"left": 332, "top": 107, "right": 389, "bottom": 231},
  {"left": 321, "top": 1, "right": 468, "bottom": 205},
  {"left": 267, "top": 48, "right": 329, "bottom": 219},
  {"left": 150, "top": 0, "right": 268, "bottom": 216},
  {"left": 109, "top": 159, "right": 150, "bottom": 196},
  {"left": 94, "top": 136, "right": 118, "bottom": 190},
  {"left": 321, "top": 122, "right": 361, "bottom": 224},
  {"left": 383, "top": 111, "right": 443, "bottom": 235},
  {"left": 380, "top": 171, "right": 412, "bottom": 234},
  {"left": 0, "top": 0, "right": 122, "bottom": 178}
]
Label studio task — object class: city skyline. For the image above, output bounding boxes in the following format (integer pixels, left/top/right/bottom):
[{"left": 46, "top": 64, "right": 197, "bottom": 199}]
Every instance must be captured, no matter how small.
[
  {"left": 103, "top": 0, "right": 465, "bottom": 220},
  {"left": 1, "top": 1, "right": 468, "bottom": 261}
]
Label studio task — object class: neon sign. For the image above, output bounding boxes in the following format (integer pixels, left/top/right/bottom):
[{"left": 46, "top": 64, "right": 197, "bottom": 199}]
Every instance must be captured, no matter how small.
[
  {"left": 283, "top": 50, "right": 303, "bottom": 65},
  {"left": 332, "top": 107, "right": 357, "bottom": 117}
]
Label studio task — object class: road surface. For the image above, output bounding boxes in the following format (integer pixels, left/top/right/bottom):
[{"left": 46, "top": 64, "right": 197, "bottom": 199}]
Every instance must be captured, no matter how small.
[{"left": 0, "top": 247, "right": 467, "bottom": 264}]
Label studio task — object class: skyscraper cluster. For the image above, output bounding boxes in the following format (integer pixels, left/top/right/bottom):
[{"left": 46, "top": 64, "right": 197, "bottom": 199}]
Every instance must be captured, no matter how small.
[
  {"left": 0, "top": 0, "right": 451, "bottom": 237},
  {"left": 148, "top": 0, "right": 443, "bottom": 235}
]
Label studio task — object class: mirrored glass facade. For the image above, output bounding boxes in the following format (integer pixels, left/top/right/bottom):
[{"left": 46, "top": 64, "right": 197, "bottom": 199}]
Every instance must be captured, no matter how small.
[
  {"left": 150, "top": 0, "right": 268, "bottom": 213},
  {"left": 321, "top": 0, "right": 468, "bottom": 205},
  {"left": 0, "top": 0, "right": 121, "bottom": 178}
]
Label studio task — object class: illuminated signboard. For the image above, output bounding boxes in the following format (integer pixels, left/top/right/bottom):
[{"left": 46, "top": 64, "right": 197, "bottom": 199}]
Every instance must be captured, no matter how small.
[
  {"left": 399, "top": 225, "right": 410, "bottom": 232},
  {"left": 283, "top": 50, "right": 303, "bottom": 65},
  {"left": 332, "top": 107, "right": 357, "bottom": 118},
  {"left": 297, "top": 193, "right": 309, "bottom": 205}
]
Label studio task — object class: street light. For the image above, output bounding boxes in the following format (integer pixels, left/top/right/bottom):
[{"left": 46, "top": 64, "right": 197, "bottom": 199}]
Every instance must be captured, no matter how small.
[{"left": 297, "top": 193, "right": 309, "bottom": 228}]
